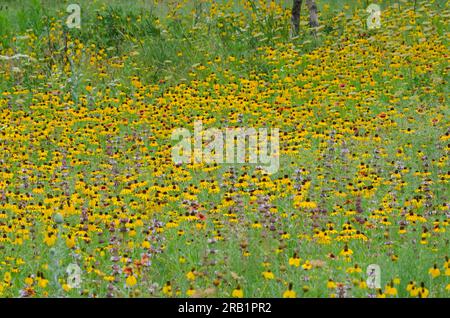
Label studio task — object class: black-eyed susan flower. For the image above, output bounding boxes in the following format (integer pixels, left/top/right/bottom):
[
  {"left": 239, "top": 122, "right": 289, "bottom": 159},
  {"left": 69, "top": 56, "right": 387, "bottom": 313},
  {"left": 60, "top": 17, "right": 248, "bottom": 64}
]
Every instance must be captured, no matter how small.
[
  {"left": 376, "top": 288, "right": 386, "bottom": 298},
  {"left": 186, "top": 269, "right": 196, "bottom": 281},
  {"left": 428, "top": 264, "right": 440, "bottom": 278},
  {"left": 0, "top": 0, "right": 447, "bottom": 299},
  {"left": 24, "top": 276, "right": 33, "bottom": 286},
  {"left": 262, "top": 270, "right": 274, "bottom": 280},
  {"left": 417, "top": 283, "right": 429, "bottom": 298},
  {"left": 288, "top": 253, "right": 301, "bottom": 267},
  {"left": 302, "top": 260, "right": 312, "bottom": 270},
  {"left": 340, "top": 244, "right": 353, "bottom": 257},
  {"left": 231, "top": 286, "right": 243, "bottom": 298},
  {"left": 186, "top": 286, "right": 195, "bottom": 297},
  {"left": 126, "top": 275, "right": 137, "bottom": 287},
  {"left": 162, "top": 281, "right": 172, "bottom": 296},
  {"left": 384, "top": 281, "right": 397, "bottom": 297}
]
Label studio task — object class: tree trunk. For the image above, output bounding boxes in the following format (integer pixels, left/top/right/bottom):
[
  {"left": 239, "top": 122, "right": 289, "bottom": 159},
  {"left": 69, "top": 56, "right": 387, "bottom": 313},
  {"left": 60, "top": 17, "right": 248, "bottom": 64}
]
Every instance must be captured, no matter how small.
[
  {"left": 306, "top": 0, "right": 319, "bottom": 34},
  {"left": 291, "top": 0, "right": 303, "bottom": 36}
]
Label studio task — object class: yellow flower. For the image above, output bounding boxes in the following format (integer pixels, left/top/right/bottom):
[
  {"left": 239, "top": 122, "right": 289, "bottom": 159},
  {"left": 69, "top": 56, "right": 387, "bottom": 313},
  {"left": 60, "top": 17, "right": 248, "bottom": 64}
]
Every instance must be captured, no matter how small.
[
  {"left": 359, "top": 279, "right": 367, "bottom": 289},
  {"left": 103, "top": 276, "right": 115, "bottom": 282},
  {"left": 410, "top": 286, "right": 419, "bottom": 297},
  {"left": 66, "top": 235, "right": 76, "bottom": 249},
  {"left": 162, "top": 282, "right": 172, "bottom": 296},
  {"left": 44, "top": 234, "right": 57, "bottom": 247},
  {"left": 25, "top": 277, "right": 33, "bottom": 286},
  {"left": 142, "top": 241, "right": 151, "bottom": 249},
  {"left": 288, "top": 255, "right": 301, "bottom": 267},
  {"left": 384, "top": 284, "right": 397, "bottom": 296},
  {"left": 340, "top": 245, "right": 353, "bottom": 257},
  {"left": 327, "top": 279, "right": 337, "bottom": 289},
  {"left": 126, "top": 275, "right": 137, "bottom": 287},
  {"left": 186, "top": 269, "right": 196, "bottom": 281},
  {"left": 406, "top": 281, "right": 415, "bottom": 292},
  {"left": 418, "top": 287, "right": 429, "bottom": 298},
  {"left": 38, "top": 278, "right": 49, "bottom": 288},
  {"left": 302, "top": 260, "right": 312, "bottom": 270},
  {"left": 428, "top": 265, "right": 440, "bottom": 278},
  {"left": 262, "top": 271, "right": 275, "bottom": 280},
  {"left": 376, "top": 289, "right": 386, "bottom": 298},
  {"left": 283, "top": 289, "right": 296, "bottom": 298},
  {"left": 415, "top": 283, "right": 429, "bottom": 298},
  {"left": 231, "top": 286, "right": 243, "bottom": 298},
  {"left": 62, "top": 284, "right": 72, "bottom": 292},
  {"left": 186, "top": 287, "right": 195, "bottom": 297}
]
